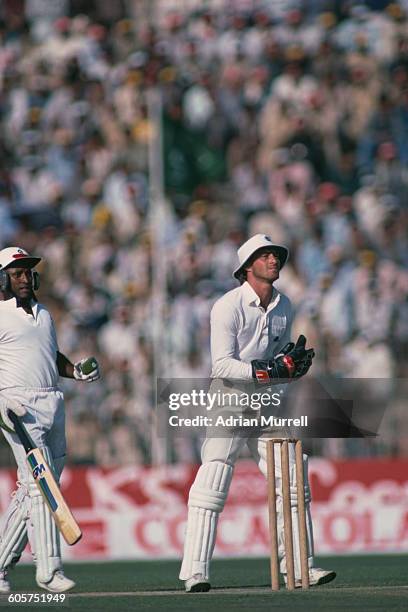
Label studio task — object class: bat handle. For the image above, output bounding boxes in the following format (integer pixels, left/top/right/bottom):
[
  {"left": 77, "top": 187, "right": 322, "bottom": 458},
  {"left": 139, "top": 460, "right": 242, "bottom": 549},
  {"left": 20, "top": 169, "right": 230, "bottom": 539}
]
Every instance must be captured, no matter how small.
[{"left": 8, "top": 411, "right": 34, "bottom": 453}]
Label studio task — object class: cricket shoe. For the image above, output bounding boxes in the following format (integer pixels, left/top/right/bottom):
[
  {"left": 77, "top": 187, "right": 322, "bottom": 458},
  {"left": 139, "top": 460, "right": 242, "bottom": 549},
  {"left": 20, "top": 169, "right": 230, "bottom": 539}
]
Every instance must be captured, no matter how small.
[
  {"left": 185, "top": 574, "right": 211, "bottom": 593},
  {"left": 37, "top": 570, "right": 76, "bottom": 593},
  {"left": 0, "top": 571, "right": 10, "bottom": 593},
  {"left": 285, "top": 567, "right": 336, "bottom": 588}
]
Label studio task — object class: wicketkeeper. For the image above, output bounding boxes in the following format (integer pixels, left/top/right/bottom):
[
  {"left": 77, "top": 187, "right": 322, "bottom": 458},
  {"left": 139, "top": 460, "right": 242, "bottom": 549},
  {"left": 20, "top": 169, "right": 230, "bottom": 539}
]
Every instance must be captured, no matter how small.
[
  {"left": 0, "top": 247, "right": 100, "bottom": 593},
  {"left": 180, "top": 234, "right": 336, "bottom": 591}
]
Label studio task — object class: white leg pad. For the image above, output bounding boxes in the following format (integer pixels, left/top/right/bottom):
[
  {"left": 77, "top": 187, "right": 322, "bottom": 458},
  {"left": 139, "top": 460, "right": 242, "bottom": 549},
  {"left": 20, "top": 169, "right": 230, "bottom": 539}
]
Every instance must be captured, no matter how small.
[
  {"left": 28, "top": 447, "right": 62, "bottom": 584},
  {"left": 289, "top": 484, "right": 312, "bottom": 504},
  {"left": 0, "top": 454, "right": 65, "bottom": 575},
  {"left": 278, "top": 454, "right": 314, "bottom": 576},
  {"left": 0, "top": 483, "right": 29, "bottom": 570},
  {"left": 179, "top": 461, "right": 234, "bottom": 580}
]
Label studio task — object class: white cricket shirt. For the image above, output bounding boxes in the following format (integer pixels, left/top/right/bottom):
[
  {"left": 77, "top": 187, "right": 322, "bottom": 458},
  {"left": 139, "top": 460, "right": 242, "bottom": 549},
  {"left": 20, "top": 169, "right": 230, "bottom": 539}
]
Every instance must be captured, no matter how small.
[
  {"left": 211, "top": 281, "right": 293, "bottom": 379},
  {"left": 0, "top": 298, "right": 60, "bottom": 389}
]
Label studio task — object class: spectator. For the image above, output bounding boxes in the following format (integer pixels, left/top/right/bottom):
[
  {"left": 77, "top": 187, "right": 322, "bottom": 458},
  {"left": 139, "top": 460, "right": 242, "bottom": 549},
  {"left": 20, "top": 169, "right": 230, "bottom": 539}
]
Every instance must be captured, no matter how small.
[{"left": 0, "top": 0, "right": 406, "bottom": 465}]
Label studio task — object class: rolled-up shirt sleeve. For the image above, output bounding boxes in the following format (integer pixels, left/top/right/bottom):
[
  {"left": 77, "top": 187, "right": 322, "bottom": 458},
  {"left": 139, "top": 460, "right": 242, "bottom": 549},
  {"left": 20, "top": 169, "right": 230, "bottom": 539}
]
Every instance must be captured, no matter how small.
[{"left": 210, "top": 301, "right": 253, "bottom": 380}]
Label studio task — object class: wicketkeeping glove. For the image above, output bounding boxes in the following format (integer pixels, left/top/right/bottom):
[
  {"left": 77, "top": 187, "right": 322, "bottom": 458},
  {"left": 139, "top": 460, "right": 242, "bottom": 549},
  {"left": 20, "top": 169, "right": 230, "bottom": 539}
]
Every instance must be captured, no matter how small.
[
  {"left": 73, "top": 356, "right": 100, "bottom": 382},
  {"left": 290, "top": 334, "right": 315, "bottom": 379},
  {"left": 0, "top": 395, "right": 26, "bottom": 433},
  {"left": 251, "top": 335, "right": 315, "bottom": 383}
]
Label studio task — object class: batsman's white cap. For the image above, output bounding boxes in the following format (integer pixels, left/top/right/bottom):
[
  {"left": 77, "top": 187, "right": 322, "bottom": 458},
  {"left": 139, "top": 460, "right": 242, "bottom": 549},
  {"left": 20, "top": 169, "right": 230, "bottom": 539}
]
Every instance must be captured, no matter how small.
[
  {"left": 0, "top": 247, "right": 41, "bottom": 271},
  {"left": 233, "top": 234, "right": 289, "bottom": 279}
]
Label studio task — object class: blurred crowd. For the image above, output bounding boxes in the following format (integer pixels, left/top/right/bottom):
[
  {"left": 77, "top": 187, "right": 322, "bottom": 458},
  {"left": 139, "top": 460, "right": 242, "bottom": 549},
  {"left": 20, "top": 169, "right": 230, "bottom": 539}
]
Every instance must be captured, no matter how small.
[{"left": 0, "top": 0, "right": 407, "bottom": 465}]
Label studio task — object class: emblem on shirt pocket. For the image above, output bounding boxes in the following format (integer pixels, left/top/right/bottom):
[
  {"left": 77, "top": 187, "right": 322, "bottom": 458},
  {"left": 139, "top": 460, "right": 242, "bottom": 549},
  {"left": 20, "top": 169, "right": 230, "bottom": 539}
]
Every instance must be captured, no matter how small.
[{"left": 270, "top": 315, "right": 287, "bottom": 340}]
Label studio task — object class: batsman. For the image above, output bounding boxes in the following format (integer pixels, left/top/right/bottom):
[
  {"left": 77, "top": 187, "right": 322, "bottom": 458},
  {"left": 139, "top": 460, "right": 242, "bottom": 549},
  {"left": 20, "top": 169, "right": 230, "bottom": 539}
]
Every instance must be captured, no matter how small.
[
  {"left": 180, "top": 234, "right": 336, "bottom": 591},
  {"left": 0, "top": 247, "right": 100, "bottom": 593}
]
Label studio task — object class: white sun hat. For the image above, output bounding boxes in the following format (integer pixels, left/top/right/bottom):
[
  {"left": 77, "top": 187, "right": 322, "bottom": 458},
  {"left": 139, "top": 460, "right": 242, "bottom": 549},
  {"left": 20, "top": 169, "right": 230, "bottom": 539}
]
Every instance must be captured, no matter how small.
[
  {"left": 0, "top": 247, "right": 41, "bottom": 270},
  {"left": 233, "top": 234, "right": 289, "bottom": 279}
]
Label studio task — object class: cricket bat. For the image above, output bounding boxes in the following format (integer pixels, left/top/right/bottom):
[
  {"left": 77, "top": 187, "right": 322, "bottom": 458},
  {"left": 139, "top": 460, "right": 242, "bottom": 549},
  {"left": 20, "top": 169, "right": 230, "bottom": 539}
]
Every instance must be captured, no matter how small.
[{"left": 8, "top": 411, "right": 82, "bottom": 546}]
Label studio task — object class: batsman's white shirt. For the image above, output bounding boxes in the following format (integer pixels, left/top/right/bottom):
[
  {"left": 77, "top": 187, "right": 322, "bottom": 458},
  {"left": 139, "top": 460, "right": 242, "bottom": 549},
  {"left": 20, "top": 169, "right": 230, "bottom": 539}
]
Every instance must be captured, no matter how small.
[
  {"left": 0, "top": 298, "right": 59, "bottom": 390},
  {"left": 210, "top": 281, "right": 293, "bottom": 379},
  {"left": 0, "top": 300, "right": 66, "bottom": 585}
]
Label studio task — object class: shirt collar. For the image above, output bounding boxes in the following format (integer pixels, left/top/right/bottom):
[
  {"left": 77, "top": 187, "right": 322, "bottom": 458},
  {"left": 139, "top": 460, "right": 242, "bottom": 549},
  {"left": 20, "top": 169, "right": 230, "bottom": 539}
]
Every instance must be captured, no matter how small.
[
  {"left": 241, "top": 281, "right": 260, "bottom": 305},
  {"left": 1, "top": 297, "right": 19, "bottom": 309},
  {"left": 241, "top": 281, "right": 281, "bottom": 311},
  {"left": 1, "top": 297, "right": 39, "bottom": 314}
]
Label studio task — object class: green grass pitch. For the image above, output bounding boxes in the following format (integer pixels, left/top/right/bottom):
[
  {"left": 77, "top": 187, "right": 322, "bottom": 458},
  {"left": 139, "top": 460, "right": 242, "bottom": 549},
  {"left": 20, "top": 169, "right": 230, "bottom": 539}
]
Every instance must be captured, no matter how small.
[{"left": 2, "top": 555, "right": 408, "bottom": 611}]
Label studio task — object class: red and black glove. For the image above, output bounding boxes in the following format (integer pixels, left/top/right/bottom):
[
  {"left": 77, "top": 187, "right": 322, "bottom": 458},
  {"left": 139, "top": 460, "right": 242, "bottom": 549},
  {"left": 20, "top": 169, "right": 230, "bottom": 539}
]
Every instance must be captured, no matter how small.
[{"left": 251, "top": 335, "right": 315, "bottom": 383}]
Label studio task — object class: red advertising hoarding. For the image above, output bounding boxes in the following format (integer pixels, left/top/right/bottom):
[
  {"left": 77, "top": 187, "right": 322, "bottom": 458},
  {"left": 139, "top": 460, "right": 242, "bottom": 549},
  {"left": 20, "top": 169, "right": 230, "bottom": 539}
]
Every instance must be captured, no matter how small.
[{"left": 0, "top": 458, "right": 407, "bottom": 560}]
